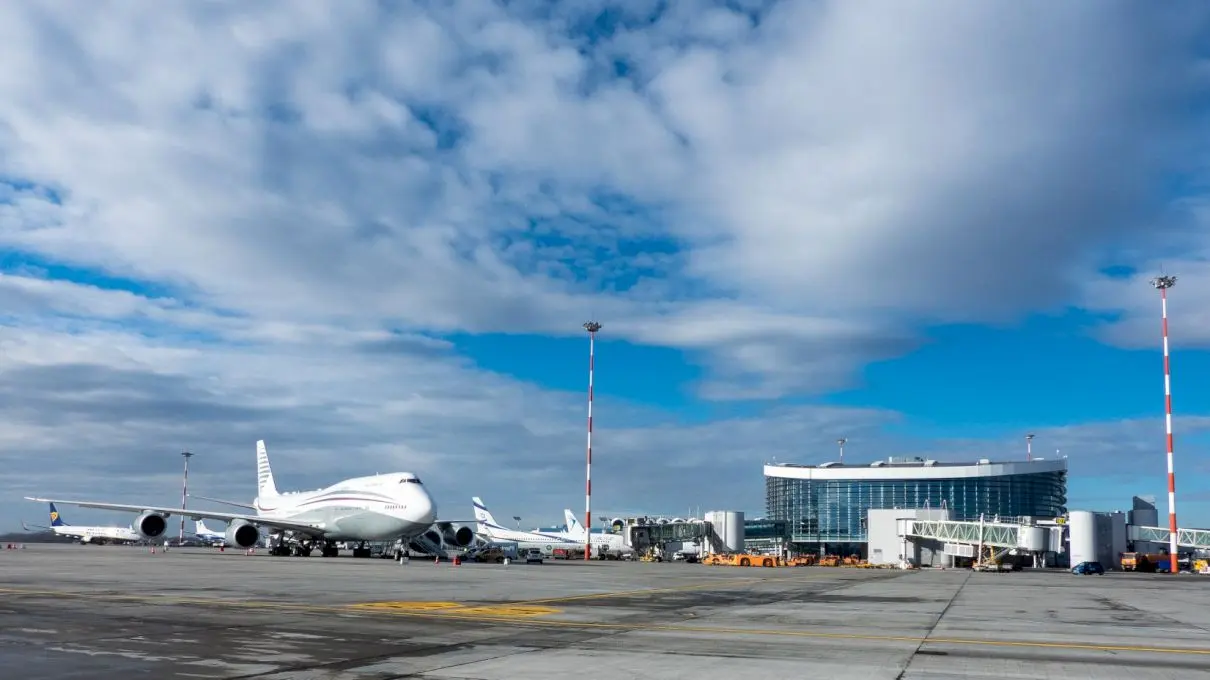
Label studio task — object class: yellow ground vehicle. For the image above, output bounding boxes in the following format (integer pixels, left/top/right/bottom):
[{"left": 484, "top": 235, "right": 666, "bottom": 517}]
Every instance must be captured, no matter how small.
[
  {"left": 1121, "top": 552, "right": 1169, "bottom": 572},
  {"left": 701, "top": 553, "right": 782, "bottom": 567}
]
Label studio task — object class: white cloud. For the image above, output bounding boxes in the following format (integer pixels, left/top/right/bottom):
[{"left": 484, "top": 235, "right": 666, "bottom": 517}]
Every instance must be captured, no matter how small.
[
  {"left": 2, "top": 1, "right": 1205, "bottom": 396},
  {"left": 1079, "top": 200, "right": 1210, "bottom": 349},
  {"left": 0, "top": 1, "right": 1208, "bottom": 529}
]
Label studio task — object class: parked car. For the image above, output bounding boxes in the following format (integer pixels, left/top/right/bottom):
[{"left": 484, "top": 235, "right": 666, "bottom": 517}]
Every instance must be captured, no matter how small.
[
  {"left": 1071, "top": 561, "right": 1105, "bottom": 575},
  {"left": 524, "top": 548, "right": 544, "bottom": 564}
]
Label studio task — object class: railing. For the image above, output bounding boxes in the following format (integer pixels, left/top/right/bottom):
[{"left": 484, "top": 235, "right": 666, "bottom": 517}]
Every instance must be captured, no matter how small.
[
  {"left": 408, "top": 533, "right": 445, "bottom": 556},
  {"left": 906, "top": 519, "right": 1023, "bottom": 549},
  {"left": 1129, "top": 525, "right": 1210, "bottom": 549}
]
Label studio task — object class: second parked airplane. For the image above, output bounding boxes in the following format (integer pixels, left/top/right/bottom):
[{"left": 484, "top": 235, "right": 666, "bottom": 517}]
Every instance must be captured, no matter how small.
[
  {"left": 472, "top": 497, "right": 585, "bottom": 554},
  {"left": 22, "top": 502, "right": 141, "bottom": 545}
]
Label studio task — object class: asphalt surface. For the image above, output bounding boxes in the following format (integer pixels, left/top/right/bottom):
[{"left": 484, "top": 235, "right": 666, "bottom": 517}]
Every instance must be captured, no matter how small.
[{"left": 1, "top": 544, "right": 1208, "bottom": 678}]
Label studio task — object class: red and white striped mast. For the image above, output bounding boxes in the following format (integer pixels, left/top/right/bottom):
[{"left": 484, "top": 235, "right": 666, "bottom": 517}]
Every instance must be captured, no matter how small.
[
  {"left": 179, "top": 451, "right": 194, "bottom": 546},
  {"left": 1151, "top": 274, "right": 1178, "bottom": 574},
  {"left": 582, "top": 321, "right": 602, "bottom": 561}
]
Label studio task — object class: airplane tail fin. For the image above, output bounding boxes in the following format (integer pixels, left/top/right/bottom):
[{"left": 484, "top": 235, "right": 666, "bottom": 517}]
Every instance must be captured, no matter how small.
[
  {"left": 472, "top": 497, "right": 499, "bottom": 532},
  {"left": 196, "top": 519, "right": 211, "bottom": 534},
  {"left": 256, "top": 440, "right": 279, "bottom": 499},
  {"left": 48, "top": 502, "right": 67, "bottom": 527},
  {"left": 564, "top": 509, "right": 586, "bottom": 539}
]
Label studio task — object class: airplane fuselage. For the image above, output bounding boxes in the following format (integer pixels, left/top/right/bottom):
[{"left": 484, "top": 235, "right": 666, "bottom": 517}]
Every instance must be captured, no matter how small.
[
  {"left": 253, "top": 473, "right": 436, "bottom": 542},
  {"left": 55, "top": 526, "right": 140, "bottom": 543},
  {"left": 586, "top": 532, "right": 632, "bottom": 555},
  {"left": 478, "top": 525, "right": 584, "bottom": 551}
]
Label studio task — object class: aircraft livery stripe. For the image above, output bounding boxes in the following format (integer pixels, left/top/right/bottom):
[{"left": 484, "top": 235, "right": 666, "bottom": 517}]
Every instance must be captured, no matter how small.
[
  {"left": 285, "top": 488, "right": 399, "bottom": 504},
  {"left": 256, "top": 489, "right": 403, "bottom": 512},
  {"left": 293, "top": 494, "right": 398, "bottom": 509}
]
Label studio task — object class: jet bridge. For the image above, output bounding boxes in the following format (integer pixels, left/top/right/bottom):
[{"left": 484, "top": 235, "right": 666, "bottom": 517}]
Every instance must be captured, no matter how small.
[
  {"left": 1129, "top": 525, "right": 1210, "bottom": 549},
  {"left": 899, "top": 515, "right": 1059, "bottom": 567},
  {"left": 904, "top": 518, "right": 1047, "bottom": 550}
]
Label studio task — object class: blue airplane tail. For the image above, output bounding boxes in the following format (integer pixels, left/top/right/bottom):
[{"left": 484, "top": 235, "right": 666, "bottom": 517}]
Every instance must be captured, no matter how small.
[{"left": 48, "top": 502, "right": 67, "bottom": 527}]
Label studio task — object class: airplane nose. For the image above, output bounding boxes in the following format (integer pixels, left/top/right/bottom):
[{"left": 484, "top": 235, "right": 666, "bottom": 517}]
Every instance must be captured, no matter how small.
[{"left": 414, "top": 491, "right": 436, "bottom": 525}]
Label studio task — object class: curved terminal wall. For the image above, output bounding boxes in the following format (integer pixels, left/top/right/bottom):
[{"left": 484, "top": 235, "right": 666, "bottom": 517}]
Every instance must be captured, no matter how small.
[
  {"left": 1017, "top": 526, "right": 1047, "bottom": 552},
  {"left": 705, "top": 510, "right": 745, "bottom": 552},
  {"left": 723, "top": 511, "right": 745, "bottom": 552},
  {"left": 1068, "top": 511, "right": 1097, "bottom": 566},
  {"left": 765, "top": 460, "right": 1067, "bottom": 546},
  {"left": 1068, "top": 510, "right": 1124, "bottom": 568}
]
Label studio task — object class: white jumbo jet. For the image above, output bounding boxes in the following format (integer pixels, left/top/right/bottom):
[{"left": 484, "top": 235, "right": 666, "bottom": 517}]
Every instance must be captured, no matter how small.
[
  {"left": 27, "top": 440, "right": 476, "bottom": 558},
  {"left": 471, "top": 497, "right": 588, "bottom": 555},
  {"left": 22, "top": 502, "right": 142, "bottom": 545}
]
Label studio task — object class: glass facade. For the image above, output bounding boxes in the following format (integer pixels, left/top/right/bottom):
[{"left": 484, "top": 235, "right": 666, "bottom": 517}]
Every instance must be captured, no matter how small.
[
  {"left": 744, "top": 520, "right": 789, "bottom": 541},
  {"left": 766, "top": 468, "right": 1067, "bottom": 552},
  {"left": 742, "top": 519, "right": 789, "bottom": 553}
]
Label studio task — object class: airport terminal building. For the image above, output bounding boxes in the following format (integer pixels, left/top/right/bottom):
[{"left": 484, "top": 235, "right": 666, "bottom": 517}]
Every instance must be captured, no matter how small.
[{"left": 765, "top": 457, "right": 1068, "bottom": 556}]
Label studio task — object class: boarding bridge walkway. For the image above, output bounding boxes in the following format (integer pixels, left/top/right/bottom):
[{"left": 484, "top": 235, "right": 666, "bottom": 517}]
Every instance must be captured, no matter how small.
[
  {"left": 903, "top": 518, "right": 1051, "bottom": 551},
  {"left": 1129, "top": 525, "right": 1210, "bottom": 549}
]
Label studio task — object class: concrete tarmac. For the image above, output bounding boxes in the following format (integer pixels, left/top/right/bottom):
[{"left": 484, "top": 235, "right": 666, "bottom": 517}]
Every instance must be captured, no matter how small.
[{"left": 1, "top": 544, "right": 1209, "bottom": 679}]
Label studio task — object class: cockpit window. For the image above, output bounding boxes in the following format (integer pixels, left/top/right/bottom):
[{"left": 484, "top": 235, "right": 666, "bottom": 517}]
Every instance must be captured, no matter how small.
[{"left": 400, "top": 477, "right": 422, "bottom": 484}]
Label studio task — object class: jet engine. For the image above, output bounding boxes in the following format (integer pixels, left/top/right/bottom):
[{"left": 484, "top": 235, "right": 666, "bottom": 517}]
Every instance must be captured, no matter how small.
[
  {"left": 224, "top": 519, "right": 260, "bottom": 549},
  {"left": 134, "top": 511, "right": 169, "bottom": 539},
  {"left": 437, "top": 522, "right": 475, "bottom": 548}
]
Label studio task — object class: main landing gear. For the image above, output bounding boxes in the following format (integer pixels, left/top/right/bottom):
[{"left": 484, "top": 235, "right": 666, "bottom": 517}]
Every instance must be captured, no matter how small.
[
  {"left": 268, "top": 544, "right": 312, "bottom": 556},
  {"left": 266, "top": 537, "right": 376, "bottom": 558},
  {"left": 267, "top": 533, "right": 314, "bottom": 557}
]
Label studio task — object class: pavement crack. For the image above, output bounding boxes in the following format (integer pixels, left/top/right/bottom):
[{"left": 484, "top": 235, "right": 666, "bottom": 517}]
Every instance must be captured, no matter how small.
[{"left": 894, "top": 570, "right": 970, "bottom": 680}]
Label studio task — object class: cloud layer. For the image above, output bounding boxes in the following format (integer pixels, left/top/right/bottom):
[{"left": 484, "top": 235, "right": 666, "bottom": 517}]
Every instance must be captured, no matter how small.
[{"left": 0, "top": 1, "right": 1208, "bottom": 527}]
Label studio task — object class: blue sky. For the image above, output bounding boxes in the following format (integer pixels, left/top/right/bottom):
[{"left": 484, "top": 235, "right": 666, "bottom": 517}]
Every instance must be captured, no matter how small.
[{"left": 0, "top": 0, "right": 1208, "bottom": 534}]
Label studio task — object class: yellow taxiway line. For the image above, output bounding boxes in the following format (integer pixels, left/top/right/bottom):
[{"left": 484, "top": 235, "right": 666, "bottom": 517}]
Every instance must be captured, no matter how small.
[
  {"left": 506, "top": 573, "right": 804, "bottom": 605},
  {"left": 1, "top": 585, "right": 1208, "bottom": 657}
]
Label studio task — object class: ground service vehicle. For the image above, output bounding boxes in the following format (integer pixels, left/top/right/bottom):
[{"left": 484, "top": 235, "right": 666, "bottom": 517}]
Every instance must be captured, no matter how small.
[{"left": 1121, "top": 552, "right": 1168, "bottom": 572}]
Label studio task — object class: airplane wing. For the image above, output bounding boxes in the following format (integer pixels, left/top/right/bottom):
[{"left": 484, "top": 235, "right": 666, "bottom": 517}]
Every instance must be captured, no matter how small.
[
  {"left": 21, "top": 521, "right": 50, "bottom": 531},
  {"left": 23, "top": 497, "right": 324, "bottom": 537},
  {"left": 188, "top": 494, "right": 257, "bottom": 510}
]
